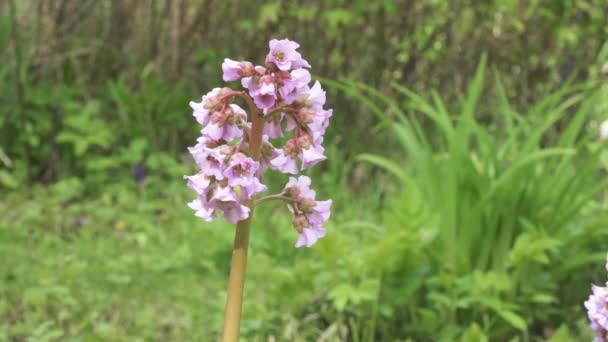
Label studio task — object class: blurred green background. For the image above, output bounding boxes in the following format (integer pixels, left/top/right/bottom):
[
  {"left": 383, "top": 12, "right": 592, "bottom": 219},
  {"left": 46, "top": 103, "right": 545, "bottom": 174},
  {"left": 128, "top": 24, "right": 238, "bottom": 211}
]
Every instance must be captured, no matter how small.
[{"left": 2, "top": 0, "right": 608, "bottom": 341}]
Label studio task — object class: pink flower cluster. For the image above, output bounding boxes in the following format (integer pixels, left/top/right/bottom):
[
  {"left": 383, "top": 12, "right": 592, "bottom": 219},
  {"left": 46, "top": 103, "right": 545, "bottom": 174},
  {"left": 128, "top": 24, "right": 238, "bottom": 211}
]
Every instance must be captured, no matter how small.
[
  {"left": 585, "top": 255, "right": 608, "bottom": 342},
  {"left": 223, "top": 39, "right": 332, "bottom": 174},
  {"left": 284, "top": 176, "right": 332, "bottom": 248},
  {"left": 185, "top": 39, "right": 332, "bottom": 248}
]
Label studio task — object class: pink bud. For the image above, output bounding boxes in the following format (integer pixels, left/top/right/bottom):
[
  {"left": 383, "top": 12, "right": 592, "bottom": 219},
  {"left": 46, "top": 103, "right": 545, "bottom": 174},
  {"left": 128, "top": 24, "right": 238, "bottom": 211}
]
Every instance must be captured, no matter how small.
[
  {"left": 292, "top": 214, "right": 308, "bottom": 233},
  {"left": 298, "top": 198, "right": 316, "bottom": 213},
  {"left": 297, "top": 134, "right": 313, "bottom": 149},
  {"left": 284, "top": 139, "right": 300, "bottom": 156}
]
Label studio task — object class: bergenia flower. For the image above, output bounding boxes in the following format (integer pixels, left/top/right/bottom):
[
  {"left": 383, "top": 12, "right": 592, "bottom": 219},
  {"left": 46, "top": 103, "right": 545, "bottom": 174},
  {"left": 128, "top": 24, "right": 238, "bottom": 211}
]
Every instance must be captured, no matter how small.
[
  {"left": 201, "top": 104, "right": 246, "bottom": 141},
  {"left": 306, "top": 81, "right": 326, "bottom": 110},
  {"left": 188, "top": 143, "right": 225, "bottom": 180},
  {"left": 297, "top": 134, "right": 327, "bottom": 170},
  {"left": 224, "top": 153, "right": 259, "bottom": 187},
  {"left": 284, "top": 176, "right": 332, "bottom": 248},
  {"left": 295, "top": 223, "right": 327, "bottom": 248},
  {"left": 266, "top": 39, "right": 310, "bottom": 71},
  {"left": 279, "top": 69, "right": 311, "bottom": 104},
  {"left": 270, "top": 139, "right": 299, "bottom": 174},
  {"left": 222, "top": 59, "right": 254, "bottom": 82},
  {"left": 263, "top": 113, "right": 284, "bottom": 138},
  {"left": 585, "top": 254, "right": 608, "bottom": 341},
  {"left": 186, "top": 38, "right": 332, "bottom": 250},
  {"left": 208, "top": 184, "right": 250, "bottom": 224}
]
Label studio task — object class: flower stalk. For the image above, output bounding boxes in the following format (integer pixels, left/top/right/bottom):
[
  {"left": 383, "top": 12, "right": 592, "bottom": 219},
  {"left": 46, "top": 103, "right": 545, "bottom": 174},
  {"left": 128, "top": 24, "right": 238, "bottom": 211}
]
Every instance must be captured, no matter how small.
[{"left": 222, "top": 92, "right": 262, "bottom": 342}]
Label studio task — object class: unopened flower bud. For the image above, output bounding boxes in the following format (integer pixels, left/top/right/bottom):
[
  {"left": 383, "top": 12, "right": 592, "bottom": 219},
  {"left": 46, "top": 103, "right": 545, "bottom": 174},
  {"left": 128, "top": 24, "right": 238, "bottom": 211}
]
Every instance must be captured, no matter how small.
[
  {"left": 292, "top": 214, "right": 308, "bottom": 233},
  {"left": 283, "top": 139, "right": 299, "bottom": 156},
  {"left": 298, "top": 198, "right": 316, "bottom": 213},
  {"left": 297, "top": 134, "right": 313, "bottom": 149},
  {"left": 285, "top": 186, "right": 300, "bottom": 199},
  {"left": 240, "top": 61, "right": 255, "bottom": 77},
  {"left": 254, "top": 66, "right": 266, "bottom": 75},
  {"left": 261, "top": 141, "right": 273, "bottom": 158},
  {"left": 210, "top": 111, "right": 227, "bottom": 125},
  {"left": 298, "top": 108, "right": 315, "bottom": 124}
]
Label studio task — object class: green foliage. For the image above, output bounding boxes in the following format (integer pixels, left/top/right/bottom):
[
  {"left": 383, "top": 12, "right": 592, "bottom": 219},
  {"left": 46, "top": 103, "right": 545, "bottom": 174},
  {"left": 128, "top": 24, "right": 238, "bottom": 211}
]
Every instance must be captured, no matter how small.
[{"left": 324, "top": 62, "right": 608, "bottom": 340}]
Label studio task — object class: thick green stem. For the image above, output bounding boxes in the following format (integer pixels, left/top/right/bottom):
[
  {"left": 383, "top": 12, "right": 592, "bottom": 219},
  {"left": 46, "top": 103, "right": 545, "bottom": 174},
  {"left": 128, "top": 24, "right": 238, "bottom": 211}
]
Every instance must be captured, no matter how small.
[
  {"left": 222, "top": 91, "right": 263, "bottom": 342},
  {"left": 221, "top": 216, "right": 252, "bottom": 342}
]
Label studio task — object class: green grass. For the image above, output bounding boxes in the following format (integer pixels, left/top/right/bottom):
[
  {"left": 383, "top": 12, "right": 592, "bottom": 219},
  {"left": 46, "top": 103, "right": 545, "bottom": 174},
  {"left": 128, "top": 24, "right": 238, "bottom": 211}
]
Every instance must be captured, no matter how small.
[
  {"left": 1, "top": 181, "right": 225, "bottom": 340},
  {"left": 0, "top": 172, "right": 382, "bottom": 341}
]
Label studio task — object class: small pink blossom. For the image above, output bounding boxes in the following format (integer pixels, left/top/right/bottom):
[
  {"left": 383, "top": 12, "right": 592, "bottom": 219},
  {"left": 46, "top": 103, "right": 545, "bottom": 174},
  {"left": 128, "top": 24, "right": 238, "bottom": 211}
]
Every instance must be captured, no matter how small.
[
  {"left": 284, "top": 176, "right": 332, "bottom": 248},
  {"left": 300, "top": 144, "right": 326, "bottom": 170},
  {"left": 224, "top": 153, "right": 259, "bottom": 187},
  {"left": 263, "top": 114, "right": 284, "bottom": 138},
  {"left": 188, "top": 198, "right": 215, "bottom": 221},
  {"left": 188, "top": 144, "right": 225, "bottom": 180},
  {"left": 284, "top": 175, "right": 316, "bottom": 199},
  {"left": 297, "top": 134, "right": 326, "bottom": 170},
  {"left": 295, "top": 226, "right": 327, "bottom": 248},
  {"left": 190, "top": 87, "right": 228, "bottom": 125},
  {"left": 241, "top": 177, "right": 268, "bottom": 199},
  {"left": 222, "top": 58, "right": 254, "bottom": 82},
  {"left": 270, "top": 139, "right": 299, "bottom": 174},
  {"left": 201, "top": 104, "right": 245, "bottom": 141},
  {"left": 209, "top": 184, "right": 250, "bottom": 224},
  {"left": 585, "top": 254, "right": 608, "bottom": 341},
  {"left": 279, "top": 69, "right": 311, "bottom": 104},
  {"left": 266, "top": 39, "right": 310, "bottom": 71},
  {"left": 270, "top": 151, "right": 298, "bottom": 175},
  {"left": 306, "top": 81, "right": 326, "bottom": 109}
]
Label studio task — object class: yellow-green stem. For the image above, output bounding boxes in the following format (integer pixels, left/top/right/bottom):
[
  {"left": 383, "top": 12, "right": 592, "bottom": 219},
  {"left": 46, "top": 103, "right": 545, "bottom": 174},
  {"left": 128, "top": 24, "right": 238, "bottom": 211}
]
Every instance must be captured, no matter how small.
[
  {"left": 222, "top": 91, "right": 263, "bottom": 342},
  {"left": 221, "top": 215, "right": 252, "bottom": 342}
]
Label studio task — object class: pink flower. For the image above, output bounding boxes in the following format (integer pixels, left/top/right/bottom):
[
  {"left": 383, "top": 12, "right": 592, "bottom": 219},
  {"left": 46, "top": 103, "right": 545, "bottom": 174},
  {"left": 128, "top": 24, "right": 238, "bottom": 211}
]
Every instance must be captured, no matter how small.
[
  {"left": 586, "top": 284, "right": 608, "bottom": 340},
  {"left": 306, "top": 81, "right": 326, "bottom": 110},
  {"left": 186, "top": 39, "right": 332, "bottom": 248},
  {"left": 284, "top": 175, "right": 316, "bottom": 199},
  {"left": 201, "top": 104, "right": 245, "bottom": 141},
  {"left": 184, "top": 173, "right": 211, "bottom": 194},
  {"left": 270, "top": 151, "right": 298, "bottom": 174},
  {"left": 254, "top": 78, "right": 278, "bottom": 109},
  {"left": 279, "top": 69, "right": 311, "bottom": 104},
  {"left": 209, "top": 184, "right": 250, "bottom": 224},
  {"left": 241, "top": 177, "right": 268, "bottom": 200},
  {"left": 300, "top": 144, "right": 326, "bottom": 170},
  {"left": 309, "top": 108, "right": 333, "bottom": 141},
  {"left": 306, "top": 199, "right": 332, "bottom": 226},
  {"left": 266, "top": 39, "right": 310, "bottom": 71},
  {"left": 270, "top": 139, "right": 299, "bottom": 174},
  {"left": 297, "top": 134, "right": 327, "bottom": 170},
  {"left": 284, "top": 176, "right": 332, "bottom": 248},
  {"left": 585, "top": 254, "right": 608, "bottom": 341},
  {"left": 185, "top": 174, "right": 215, "bottom": 221},
  {"left": 188, "top": 198, "right": 215, "bottom": 221},
  {"left": 243, "top": 75, "right": 278, "bottom": 109},
  {"left": 222, "top": 58, "right": 254, "bottom": 82},
  {"left": 263, "top": 113, "right": 283, "bottom": 138},
  {"left": 188, "top": 143, "right": 225, "bottom": 180},
  {"left": 224, "top": 153, "right": 259, "bottom": 187},
  {"left": 295, "top": 226, "right": 327, "bottom": 248},
  {"left": 190, "top": 88, "right": 228, "bottom": 125},
  {"left": 258, "top": 135, "right": 280, "bottom": 175}
]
